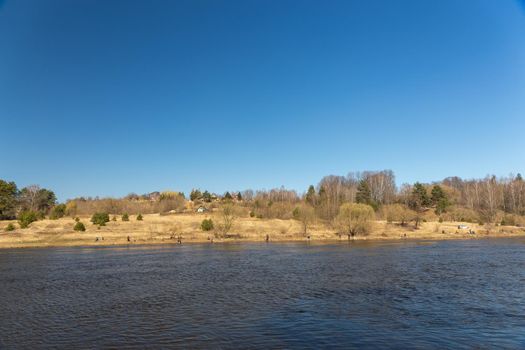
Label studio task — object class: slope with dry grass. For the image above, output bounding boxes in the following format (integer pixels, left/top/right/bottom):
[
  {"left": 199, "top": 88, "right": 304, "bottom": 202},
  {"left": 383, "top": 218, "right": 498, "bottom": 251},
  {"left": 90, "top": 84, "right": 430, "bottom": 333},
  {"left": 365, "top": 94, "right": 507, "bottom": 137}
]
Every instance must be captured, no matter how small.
[{"left": 0, "top": 213, "right": 524, "bottom": 249}]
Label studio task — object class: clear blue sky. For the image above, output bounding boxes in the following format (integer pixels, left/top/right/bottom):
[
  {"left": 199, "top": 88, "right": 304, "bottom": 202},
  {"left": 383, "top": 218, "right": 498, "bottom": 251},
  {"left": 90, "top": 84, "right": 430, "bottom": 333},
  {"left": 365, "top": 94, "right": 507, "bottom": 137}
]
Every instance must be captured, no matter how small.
[{"left": 1, "top": 0, "right": 524, "bottom": 201}]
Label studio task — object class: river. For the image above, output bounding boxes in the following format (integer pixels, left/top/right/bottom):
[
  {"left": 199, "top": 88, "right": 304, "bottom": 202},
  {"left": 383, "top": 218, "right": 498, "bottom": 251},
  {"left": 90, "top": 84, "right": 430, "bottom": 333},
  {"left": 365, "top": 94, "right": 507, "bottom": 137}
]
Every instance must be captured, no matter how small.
[{"left": 1, "top": 239, "right": 525, "bottom": 349}]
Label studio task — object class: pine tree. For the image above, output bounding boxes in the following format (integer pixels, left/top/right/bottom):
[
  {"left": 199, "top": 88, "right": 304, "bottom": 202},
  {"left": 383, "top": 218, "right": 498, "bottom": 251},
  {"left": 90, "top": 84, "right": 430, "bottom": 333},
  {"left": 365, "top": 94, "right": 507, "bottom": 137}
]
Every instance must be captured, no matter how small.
[
  {"left": 431, "top": 185, "right": 449, "bottom": 214},
  {"left": 202, "top": 191, "right": 212, "bottom": 202},
  {"left": 412, "top": 182, "right": 431, "bottom": 207},
  {"left": 190, "top": 189, "right": 202, "bottom": 201},
  {"left": 305, "top": 185, "right": 316, "bottom": 206},
  {"left": 356, "top": 180, "right": 372, "bottom": 205}
]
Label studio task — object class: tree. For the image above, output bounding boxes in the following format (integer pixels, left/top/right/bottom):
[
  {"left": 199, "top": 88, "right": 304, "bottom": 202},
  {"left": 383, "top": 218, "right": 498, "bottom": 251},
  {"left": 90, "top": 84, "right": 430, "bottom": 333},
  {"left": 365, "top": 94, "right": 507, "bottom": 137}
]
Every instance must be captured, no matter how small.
[
  {"left": 19, "top": 185, "right": 56, "bottom": 214},
  {"left": 223, "top": 192, "right": 233, "bottom": 201},
  {"left": 122, "top": 213, "right": 129, "bottom": 221},
  {"left": 430, "top": 185, "right": 449, "bottom": 215},
  {"left": 292, "top": 203, "right": 315, "bottom": 236},
  {"left": 335, "top": 203, "right": 375, "bottom": 238},
  {"left": 0, "top": 179, "right": 18, "bottom": 220},
  {"left": 411, "top": 183, "right": 431, "bottom": 207},
  {"left": 356, "top": 180, "right": 372, "bottom": 205},
  {"left": 91, "top": 212, "right": 110, "bottom": 226},
  {"left": 305, "top": 185, "right": 317, "bottom": 206},
  {"left": 219, "top": 204, "right": 236, "bottom": 236},
  {"left": 190, "top": 189, "right": 202, "bottom": 201},
  {"left": 383, "top": 204, "right": 413, "bottom": 226},
  {"left": 65, "top": 201, "right": 78, "bottom": 217},
  {"left": 409, "top": 183, "right": 430, "bottom": 228},
  {"left": 237, "top": 192, "right": 242, "bottom": 201},
  {"left": 202, "top": 191, "right": 212, "bottom": 203},
  {"left": 49, "top": 204, "right": 67, "bottom": 219},
  {"left": 18, "top": 211, "right": 38, "bottom": 229}
]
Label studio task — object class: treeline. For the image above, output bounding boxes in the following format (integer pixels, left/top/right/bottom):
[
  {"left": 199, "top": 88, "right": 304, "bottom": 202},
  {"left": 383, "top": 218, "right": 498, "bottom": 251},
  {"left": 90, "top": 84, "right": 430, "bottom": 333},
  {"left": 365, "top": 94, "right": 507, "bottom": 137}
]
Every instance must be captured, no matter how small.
[
  {"left": 239, "top": 171, "right": 525, "bottom": 227},
  {"left": 1, "top": 170, "right": 525, "bottom": 231}
]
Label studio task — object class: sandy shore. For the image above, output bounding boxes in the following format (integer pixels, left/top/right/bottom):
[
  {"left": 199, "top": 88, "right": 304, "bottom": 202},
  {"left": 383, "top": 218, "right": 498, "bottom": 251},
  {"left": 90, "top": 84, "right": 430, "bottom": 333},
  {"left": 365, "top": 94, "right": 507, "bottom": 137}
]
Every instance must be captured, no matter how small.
[{"left": 1, "top": 213, "right": 524, "bottom": 249}]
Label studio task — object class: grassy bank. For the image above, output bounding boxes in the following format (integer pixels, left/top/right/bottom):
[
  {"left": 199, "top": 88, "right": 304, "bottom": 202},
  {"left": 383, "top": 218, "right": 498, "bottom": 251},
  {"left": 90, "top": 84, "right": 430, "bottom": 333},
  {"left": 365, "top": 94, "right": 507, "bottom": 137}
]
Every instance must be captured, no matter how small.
[{"left": 1, "top": 213, "right": 524, "bottom": 249}]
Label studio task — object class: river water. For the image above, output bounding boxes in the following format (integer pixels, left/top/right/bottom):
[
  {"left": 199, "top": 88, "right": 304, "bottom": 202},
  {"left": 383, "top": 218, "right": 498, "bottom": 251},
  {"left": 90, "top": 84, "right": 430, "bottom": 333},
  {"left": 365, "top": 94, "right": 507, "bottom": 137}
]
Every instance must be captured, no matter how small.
[{"left": 1, "top": 239, "right": 525, "bottom": 349}]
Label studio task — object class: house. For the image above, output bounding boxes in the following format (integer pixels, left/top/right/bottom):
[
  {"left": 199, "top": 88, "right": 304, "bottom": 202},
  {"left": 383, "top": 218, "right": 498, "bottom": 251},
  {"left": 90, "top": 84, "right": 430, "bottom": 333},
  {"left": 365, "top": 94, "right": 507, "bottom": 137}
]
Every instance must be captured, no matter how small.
[{"left": 196, "top": 206, "right": 208, "bottom": 213}]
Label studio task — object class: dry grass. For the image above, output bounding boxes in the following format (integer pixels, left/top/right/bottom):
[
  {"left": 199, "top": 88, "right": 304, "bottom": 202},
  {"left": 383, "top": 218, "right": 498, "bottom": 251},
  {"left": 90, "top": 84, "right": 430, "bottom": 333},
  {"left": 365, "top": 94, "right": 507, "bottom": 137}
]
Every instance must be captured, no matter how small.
[{"left": 0, "top": 214, "right": 524, "bottom": 249}]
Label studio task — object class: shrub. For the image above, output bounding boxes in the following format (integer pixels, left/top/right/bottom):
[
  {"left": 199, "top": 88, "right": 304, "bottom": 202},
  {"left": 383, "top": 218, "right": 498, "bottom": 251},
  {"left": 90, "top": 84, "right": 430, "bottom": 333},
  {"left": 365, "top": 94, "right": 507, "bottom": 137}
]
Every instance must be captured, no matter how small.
[
  {"left": 249, "top": 211, "right": 255, "bottom": 218},
  {"left": 137, "top": 214, "right": 143, "bottom": 221},
  {"left": 74, "top": 217, "right": 80, "bottom": 222},
  {"left": 201, "top": 218, "right": 214, "bottom": 231},
  {"left": 74, "top": 221, "right": 86, "bottom": 232},
  {"left": 382, "top": 204, "right": 414, "bottom": 226},
  {"left": 91, "top": 212, "right": 110, "bottom": 226},
  {"left": 49, "top": 204, "right": 67, "bottom": 220},
  {"left": 18, "top": 211, "right": 38, "bottom": 229},
  {"left": 112, "top": 216, "right": 117, "bottom": 221},
  {"left": 5, "top": 223, "right": 16, "bottom": 232},
  {"left": 335, "top": 203, "right": 375, "bottom": 237},
  {"left": 122, "top": 213, "right": 129, "bottom": 221}
]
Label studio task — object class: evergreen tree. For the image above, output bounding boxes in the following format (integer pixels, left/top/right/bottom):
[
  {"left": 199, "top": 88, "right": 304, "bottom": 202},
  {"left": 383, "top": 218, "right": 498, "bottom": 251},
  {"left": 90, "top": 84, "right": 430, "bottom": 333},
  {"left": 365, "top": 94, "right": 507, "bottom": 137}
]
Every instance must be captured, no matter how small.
[
  {"left": 190, "top": 189, "right": 202, "bottom": 201},
  {"left": 305, "top": 185, "right": 316, "bottom": 206},
  {"left": 223, "top": 192, "right": 233, "bottom": 200},
  {"left": 411, "top": 182, "right": 431, "bottom": 207},
  {"left": 431, "top": 185, "right": 449, "bottom": 214},
  {"left": 202, "top": 191, "right": 212, "bottom": 202},
  {"left": 409, "top": 183, "right": 430, "bottom": 227},
  {"left": 0, "top": 179, "right": 18, "bottom": 220},
  {"left": 237, "top": 192, "right": 243, "bottom": 201},
  {"left": 356, "top": 180, "right": 372, "bottom": 205}
]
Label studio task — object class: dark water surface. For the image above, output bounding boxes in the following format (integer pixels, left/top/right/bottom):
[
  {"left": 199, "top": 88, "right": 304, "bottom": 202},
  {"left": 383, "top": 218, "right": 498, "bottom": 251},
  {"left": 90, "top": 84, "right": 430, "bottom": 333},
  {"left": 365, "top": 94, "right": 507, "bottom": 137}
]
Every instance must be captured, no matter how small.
[{"left": 1, "top": 239, "right": 525, "bottom": 349}]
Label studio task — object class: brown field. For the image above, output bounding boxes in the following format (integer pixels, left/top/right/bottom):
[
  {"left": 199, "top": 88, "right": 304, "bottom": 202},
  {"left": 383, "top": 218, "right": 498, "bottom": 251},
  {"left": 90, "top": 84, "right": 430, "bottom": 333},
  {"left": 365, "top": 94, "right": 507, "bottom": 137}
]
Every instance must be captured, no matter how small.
[{"left": 1, "top": 213, "right": 524, "bottom": 249}]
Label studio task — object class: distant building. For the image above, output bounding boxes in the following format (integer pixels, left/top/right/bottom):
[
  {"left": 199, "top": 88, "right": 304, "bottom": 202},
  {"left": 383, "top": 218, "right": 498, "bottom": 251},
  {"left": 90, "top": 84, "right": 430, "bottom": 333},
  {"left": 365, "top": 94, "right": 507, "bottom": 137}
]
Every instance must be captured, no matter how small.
[{"left": 196, "top": 206, "right": 208, "bottom": 213}]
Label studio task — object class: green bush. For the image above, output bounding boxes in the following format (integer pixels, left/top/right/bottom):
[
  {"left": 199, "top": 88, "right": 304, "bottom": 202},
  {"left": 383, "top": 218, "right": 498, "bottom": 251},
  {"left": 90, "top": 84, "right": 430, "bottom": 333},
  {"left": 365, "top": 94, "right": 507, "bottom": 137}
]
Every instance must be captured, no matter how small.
[
  {"left": 122, "top": 213, "right": 129, "bottom": 221},
  {"left": 49, "top": 204, "right": 67, "bottom": 220},
  {"left": 249, "top": 211, "right": 255, "bottom": 218},
  {"left": 112, "top": 216, "right": 117, "bottom": 221},
  {"left": 74, "top": 221, "right": 86, "bottom": 232},
  {"left": 137, "top": 214, "right": 143, "bottom": 221},
  {"left": 91, "top": 212, "right": 110, "bottom": 226},
  {"left": 74, "top": 217, "right": 80, "bottom": 222},
  {"left": 201, "top": 218, "right": 214, "bottom": 231},
  {"left": 5, "top": 223, "right": 16, "bottom": 232},
  {"left": 18, "top": 211, "right": 38, "bottom": 229}
]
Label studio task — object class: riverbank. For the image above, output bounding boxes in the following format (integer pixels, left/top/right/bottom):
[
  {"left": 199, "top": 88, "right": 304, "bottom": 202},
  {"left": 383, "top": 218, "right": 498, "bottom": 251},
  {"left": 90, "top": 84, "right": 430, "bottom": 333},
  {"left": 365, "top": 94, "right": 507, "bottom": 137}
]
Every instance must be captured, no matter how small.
[{"left": 1, "top": 213, "right": 524, "bottom": 249}]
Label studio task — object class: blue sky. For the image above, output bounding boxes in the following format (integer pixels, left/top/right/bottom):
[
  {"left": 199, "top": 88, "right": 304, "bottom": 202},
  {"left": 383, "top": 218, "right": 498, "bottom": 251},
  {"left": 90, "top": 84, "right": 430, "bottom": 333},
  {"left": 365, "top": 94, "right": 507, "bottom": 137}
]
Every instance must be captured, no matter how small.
[{"left": 1, "top": 0, "right": 524, "bottom": 201}]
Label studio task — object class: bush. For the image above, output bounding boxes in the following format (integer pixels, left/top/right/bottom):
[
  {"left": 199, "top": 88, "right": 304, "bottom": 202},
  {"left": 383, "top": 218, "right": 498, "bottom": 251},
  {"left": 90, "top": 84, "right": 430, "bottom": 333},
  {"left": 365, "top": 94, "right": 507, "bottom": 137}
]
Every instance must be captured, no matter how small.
[
  {"left": 335, "top": 203, "right": 375, "bottom": 237},
  {"left": 18, "top": 211, "right": 38, "bottom": 229},
  {"left": 5, "top": 223, "right": 16, "bottom": 232},
  {"left": 122, "top": 213, "right": 129, "bottom": 221},
  {"left": 137, "top": 214, "right": 143, "bottom": 221},
  {"left": 91, "top": 212, "right": 110, "bottom": 226},
  {"left": 201, "top": 218, "right": 214, "bottom": 231},
  {"left": 74, "top": 217, "right": 80, "bottom": 222},
  {"left": 49, "top": 204, "right": 67, "bottom": 220},
  {"left": 74, "top": 221, "right": 86, "bottom": 232},
  {"left": 112, "top": 216, "right": 117, "bottom": 221}
]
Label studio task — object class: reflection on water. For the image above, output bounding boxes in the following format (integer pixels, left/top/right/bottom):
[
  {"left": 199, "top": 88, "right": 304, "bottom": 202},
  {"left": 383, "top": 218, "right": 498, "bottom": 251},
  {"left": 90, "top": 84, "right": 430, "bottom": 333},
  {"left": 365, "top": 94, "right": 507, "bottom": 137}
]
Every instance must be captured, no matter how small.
[{"left": 1, "top": 239, "right": 525, "bottom": 349}]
